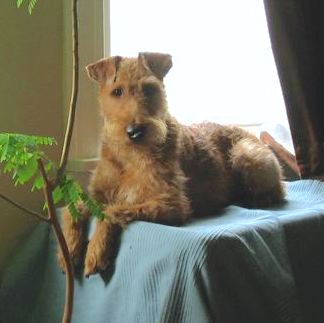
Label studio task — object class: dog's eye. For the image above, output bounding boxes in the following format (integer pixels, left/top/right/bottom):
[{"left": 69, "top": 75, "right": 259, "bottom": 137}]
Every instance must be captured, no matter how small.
[{"left": 111, "top": 87, "right": 124, "bottom": 97}]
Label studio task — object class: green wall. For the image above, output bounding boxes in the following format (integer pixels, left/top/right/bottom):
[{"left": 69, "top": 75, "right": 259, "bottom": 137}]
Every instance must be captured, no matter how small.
[{"left": 0, "top": 0, "right": 64, "bottom": 270}]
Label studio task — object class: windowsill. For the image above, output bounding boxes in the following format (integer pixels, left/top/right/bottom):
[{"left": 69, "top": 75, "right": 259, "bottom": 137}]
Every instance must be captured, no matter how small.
[{"left": 67, "top": 158, "right": 99, "bottom": 173}]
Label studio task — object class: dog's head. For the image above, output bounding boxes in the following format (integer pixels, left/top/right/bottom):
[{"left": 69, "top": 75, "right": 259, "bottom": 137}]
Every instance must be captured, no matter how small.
[{"left": 86, "top": 53, "right": 172, "bottom": 148}]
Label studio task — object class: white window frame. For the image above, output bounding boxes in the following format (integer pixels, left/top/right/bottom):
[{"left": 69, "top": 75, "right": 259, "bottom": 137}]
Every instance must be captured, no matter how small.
[
  {"left": 103, "top": 0, "right": 111, "bottom": 58},
  {"left": 108, "top": 0, "right": 293, "bottom": 152},
  {"left": 65, "top": 0, "right": 108, "bottom": 173},
  {"left": 66, "top": 0, "right": 294, "bottom": 175}
]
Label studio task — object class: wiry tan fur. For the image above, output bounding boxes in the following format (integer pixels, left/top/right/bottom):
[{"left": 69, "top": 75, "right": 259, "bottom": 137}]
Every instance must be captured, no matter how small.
[{"left": 58, "top": 53, "right": 285, "bottom": 276}]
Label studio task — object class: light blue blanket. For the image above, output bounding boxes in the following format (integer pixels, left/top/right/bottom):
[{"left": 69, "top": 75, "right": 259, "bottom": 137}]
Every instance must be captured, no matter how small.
[{"left": 1, "top": 180, "right": 324, "bottom": 323}]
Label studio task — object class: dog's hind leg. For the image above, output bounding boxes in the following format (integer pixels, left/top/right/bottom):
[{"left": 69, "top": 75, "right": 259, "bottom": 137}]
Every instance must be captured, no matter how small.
[{"left": 230, "top": 137, "right": 285, "bottom": 207}]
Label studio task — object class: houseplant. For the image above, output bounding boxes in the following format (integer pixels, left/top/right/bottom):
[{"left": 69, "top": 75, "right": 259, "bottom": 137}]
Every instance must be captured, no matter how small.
[{"left": 0, "top": 1, "right": 103, "bottom": 322}]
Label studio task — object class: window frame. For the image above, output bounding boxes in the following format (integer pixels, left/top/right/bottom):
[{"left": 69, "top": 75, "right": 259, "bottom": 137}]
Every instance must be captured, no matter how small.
[{"left": 65, "top": 0, "right": 108, "bottom": 173}]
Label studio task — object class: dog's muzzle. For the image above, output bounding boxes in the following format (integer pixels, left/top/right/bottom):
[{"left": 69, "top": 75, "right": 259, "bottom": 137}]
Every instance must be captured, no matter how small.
[{"left": 126, "top": 124, "right": 146, "bottom": 142}]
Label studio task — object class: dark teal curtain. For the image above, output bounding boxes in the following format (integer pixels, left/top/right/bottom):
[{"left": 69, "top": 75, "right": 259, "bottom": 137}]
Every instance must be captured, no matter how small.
[{"left": 263, "top": 0, "right": 324, "bottom": 179}]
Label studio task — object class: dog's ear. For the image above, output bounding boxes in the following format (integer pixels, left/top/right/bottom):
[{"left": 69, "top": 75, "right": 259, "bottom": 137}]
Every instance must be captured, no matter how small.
[
  {"left": 138, "top": 52, "right": 172, "bottom": 80},
  {"left": 86, "top": 56, "right": 122, "bottom": 84}
]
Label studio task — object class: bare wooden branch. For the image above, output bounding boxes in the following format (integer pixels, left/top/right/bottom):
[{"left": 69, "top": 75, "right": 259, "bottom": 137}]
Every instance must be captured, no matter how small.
[
  {"left": 38, "top": 159, "right": 74, "bottom": 323},
  {"left": 260, "top": 131, "right": 300, "bottom": 176},
  {"left": 56, "top": 0, "right": 79, "bottom": 185},
  {"left": 0, "top": 192, "right": 49, "bottom": 222}
]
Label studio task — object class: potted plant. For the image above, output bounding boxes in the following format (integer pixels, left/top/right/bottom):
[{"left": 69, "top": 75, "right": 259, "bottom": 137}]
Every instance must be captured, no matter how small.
[{"left": 0, "top": 1, "right": 102, "bottom": 322}]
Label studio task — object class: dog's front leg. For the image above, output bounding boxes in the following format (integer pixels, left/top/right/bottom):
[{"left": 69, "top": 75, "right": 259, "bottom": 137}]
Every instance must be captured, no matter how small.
[
  {"left": 84, "top": 195, "right": 191, "bottom": 276},
  {"left": 57, "top": 203, "right": 90, "bottom": 272},
  {"left": 107, "top": 196, "right": 191, "bottom": 227},
  {"left": 84, "top": 219, "right": 120, "bottom": 277}
]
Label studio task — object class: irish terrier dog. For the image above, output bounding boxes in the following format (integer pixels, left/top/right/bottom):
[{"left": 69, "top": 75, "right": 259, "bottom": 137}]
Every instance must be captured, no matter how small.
[{"left": 58, "top": 52, "right": 285, "bottom": 276}]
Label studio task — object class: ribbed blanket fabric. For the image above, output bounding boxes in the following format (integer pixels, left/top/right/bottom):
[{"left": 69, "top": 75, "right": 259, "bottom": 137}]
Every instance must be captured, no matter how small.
[{"left": 1, "top": 180, "right": 324, "bottom": 323}]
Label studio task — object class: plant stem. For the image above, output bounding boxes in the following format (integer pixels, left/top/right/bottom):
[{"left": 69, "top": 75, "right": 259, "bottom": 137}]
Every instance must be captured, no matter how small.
[
  {"left": 57, "top": 0, "right": 79, "bottom": 185},
  {"left": 51, "top": 0, "right": 79, "bottom": 321},
  {"left": 38, "top": 159, "right": 74, "bottom": 323},
  {"left": 0, "top": 192, "right": 48, "bottom": 222}
]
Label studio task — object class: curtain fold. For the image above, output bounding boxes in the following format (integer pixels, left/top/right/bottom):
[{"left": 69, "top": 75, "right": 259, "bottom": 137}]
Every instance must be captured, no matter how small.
[{"left": 263, "top": 0, "right": 324, "bottom": 179}]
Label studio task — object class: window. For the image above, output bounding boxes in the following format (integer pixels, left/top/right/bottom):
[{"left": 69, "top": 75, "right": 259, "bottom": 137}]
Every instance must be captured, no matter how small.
[
  {"left": 108, "top": 0, "right": 293, "bottom": 152},
  {"left": 65, "top": 0, "right": 104, "bottom": 166}
]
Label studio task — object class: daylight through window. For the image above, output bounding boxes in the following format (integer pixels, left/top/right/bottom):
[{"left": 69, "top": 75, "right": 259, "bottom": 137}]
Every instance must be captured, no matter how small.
[{"left": 109, "top": 0, "right": 289, "bottom": 134}]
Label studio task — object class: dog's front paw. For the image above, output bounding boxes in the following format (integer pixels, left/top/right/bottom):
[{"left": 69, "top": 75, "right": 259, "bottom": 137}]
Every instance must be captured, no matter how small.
[
  {"left": 57, "top": 240, "right": 85, "bottom": 273},
  {"left": 84, "top": 236, "right": 111, "bottom": 277},
  {"left": 57, "top": 249, "right": 67, "bottom": 273},
  {"left": 107, "top": 206, "right": 135, "bottom": 227}
]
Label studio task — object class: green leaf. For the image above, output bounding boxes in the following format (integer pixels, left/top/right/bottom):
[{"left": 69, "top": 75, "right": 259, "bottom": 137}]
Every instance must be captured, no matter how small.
[
  {"left": 17, "top": 0, "right": 25, "bottom": 8},
  {"left": 16, "top": 0, "right": 38, "bottom": 13},
  {"left": 53, "top": 186, "right": 64, "bottom": 204},
  {"left": 43, "top": 201, "right": 48, "bottom": 211},
  {"left": 15, "top": 156, "right": 38, "bottom": 185},
  {"left": 68, "top": 184, "right": 81, "bottom": 203},
  {"left": 45, "top": 160, "right": 54, "bottom": 172},
  {"left": 28, "top": 0, "right": 38, "bottom": 14},
  {"left": 0, "top": 134, "right": 10, "bottom": 162},
  {"left": 68, "top": 203, "right": 81, "bottom": 220},
  {"left": 0, "top": 132, "right": 106, "bottom": 222},
  {"left": 56, "top": 174, "right": 105, "bottom": 220},
  {"left": 0, "top": 133, "right": 56, "bottom": 148},
  {"left": 32, "top": 175, "right": 44, "bottom": 191},
  {"left": 0, "top": 133, "right": 57, "bottom": 187},
  {"left": 31, "top": 160, "right": 53, "bottom": 192},
  {"left": 80, "top": 192, "right": 105, "bottom": 220},
  {"left": 4, "top": 162, "right": 14, "bottom": 173}
]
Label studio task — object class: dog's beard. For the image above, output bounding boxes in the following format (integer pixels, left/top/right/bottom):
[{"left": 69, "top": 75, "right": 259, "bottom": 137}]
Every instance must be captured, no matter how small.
[
  {"left": 103, "top": 117, "right": 168, "bottom": 149},
  {"left": 144, "top": 117, "right": 168, "bottom": 147}
]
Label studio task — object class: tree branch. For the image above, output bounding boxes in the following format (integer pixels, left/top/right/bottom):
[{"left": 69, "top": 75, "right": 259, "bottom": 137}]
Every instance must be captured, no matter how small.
[
  {"left": 0, "top": 192, "right": 49, "bottom": 222},
  {"left": 38, "top": 159, "right": 74, "bottom": 323},
  {"left": 56, "top": 0, "right": 79, "bottom": 185}
]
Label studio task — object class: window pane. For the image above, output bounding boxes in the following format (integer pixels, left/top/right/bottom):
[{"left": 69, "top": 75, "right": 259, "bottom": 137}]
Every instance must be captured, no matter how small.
[{"left": 110, "top": 0, "right": 288, "bottom": 129}]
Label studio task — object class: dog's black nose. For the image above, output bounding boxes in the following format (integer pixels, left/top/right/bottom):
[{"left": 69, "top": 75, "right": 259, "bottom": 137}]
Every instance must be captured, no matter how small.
[{"left": 126, "top": 124, "right": 146, "bottom": 142}]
